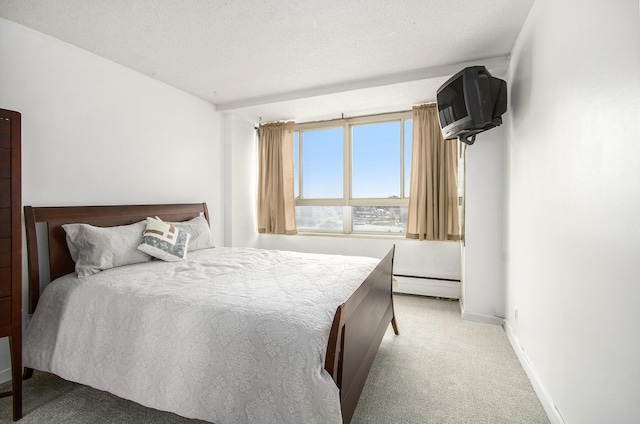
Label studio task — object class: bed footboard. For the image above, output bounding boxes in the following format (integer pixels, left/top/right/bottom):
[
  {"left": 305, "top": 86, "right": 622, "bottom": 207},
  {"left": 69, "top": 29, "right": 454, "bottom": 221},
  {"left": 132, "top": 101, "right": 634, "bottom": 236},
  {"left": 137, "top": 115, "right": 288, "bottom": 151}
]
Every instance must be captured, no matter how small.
[{"left": 325, "top": 246, "right": 398, "bottom": 424}]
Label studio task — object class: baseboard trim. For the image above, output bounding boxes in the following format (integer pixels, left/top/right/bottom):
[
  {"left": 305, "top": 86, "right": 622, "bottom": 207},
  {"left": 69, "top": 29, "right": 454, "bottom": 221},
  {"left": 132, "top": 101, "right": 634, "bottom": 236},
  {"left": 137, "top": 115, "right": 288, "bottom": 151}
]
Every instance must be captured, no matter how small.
[
  {"left": 461, "top": 310, "right": 505, "bottom": 326},
  {"left": 393, "top": 275, "right": 460, "bottom": 299},
  {"left": 503, "top": 322, "right": 566, "bottom": 424}
]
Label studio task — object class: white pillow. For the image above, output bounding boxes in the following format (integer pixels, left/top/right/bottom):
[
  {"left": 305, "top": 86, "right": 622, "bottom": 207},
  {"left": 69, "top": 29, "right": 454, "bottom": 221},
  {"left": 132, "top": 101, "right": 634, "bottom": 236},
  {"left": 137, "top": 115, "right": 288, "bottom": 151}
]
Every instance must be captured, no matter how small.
[
  {"left": 138, "top": 216, "right": 190, "bottom": 262},
  {"left": 62, "top": 221, "right": 151, "bottom": 277},
  {"left": 171, "top": 215, "right": 215, "bottom": 252}
]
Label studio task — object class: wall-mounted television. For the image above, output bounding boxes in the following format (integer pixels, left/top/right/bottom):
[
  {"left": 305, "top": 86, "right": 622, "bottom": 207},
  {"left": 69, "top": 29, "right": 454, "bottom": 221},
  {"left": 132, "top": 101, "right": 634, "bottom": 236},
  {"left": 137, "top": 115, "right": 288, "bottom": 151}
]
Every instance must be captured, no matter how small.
[{"left": 436, "top": 66, "right": 507, "bottom": 145}]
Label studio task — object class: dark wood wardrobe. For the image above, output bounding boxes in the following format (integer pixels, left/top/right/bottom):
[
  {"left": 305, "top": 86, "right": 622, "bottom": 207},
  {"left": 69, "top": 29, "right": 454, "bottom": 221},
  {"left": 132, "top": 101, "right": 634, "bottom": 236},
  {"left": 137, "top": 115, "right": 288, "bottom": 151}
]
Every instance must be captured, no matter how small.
[{"left": 0, "top": 108, "right": 22, "bottom": 421}]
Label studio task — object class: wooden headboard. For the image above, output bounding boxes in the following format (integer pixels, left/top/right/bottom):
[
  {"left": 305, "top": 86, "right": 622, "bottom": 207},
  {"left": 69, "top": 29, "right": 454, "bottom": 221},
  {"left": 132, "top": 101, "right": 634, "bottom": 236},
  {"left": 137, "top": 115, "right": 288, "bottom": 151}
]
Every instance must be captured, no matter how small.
[{"left": 24, "top": 203, "right": 209, "bottom": 314}]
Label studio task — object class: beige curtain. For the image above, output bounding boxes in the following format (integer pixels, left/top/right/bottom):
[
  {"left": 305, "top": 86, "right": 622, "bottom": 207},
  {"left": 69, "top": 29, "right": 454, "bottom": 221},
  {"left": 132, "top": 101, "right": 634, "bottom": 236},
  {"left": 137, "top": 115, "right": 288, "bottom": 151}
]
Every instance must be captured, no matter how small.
[
  {"left": 406, "top": 104, "right": 461, "bottom": 241},
  {"left": 257, "top": 121, "right": 297, "bottom": 235}
]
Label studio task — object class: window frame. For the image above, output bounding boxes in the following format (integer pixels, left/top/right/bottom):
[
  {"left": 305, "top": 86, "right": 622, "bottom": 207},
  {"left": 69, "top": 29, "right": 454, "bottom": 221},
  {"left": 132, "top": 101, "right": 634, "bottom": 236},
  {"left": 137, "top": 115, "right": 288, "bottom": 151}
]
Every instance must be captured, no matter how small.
[{"left": 294, "top": 111, "right": 412, "bottom": 236}]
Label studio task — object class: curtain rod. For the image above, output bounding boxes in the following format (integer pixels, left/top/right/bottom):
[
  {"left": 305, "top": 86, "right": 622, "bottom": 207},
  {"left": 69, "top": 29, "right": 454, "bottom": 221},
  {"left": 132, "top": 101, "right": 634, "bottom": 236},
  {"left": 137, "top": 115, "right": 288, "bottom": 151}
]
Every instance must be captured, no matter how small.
[
  {"left": 300, "top": 109, "right": 412, "bottom": 126},
  {"left": 254, "top": 103, "right": 437, "bottom": 129}
]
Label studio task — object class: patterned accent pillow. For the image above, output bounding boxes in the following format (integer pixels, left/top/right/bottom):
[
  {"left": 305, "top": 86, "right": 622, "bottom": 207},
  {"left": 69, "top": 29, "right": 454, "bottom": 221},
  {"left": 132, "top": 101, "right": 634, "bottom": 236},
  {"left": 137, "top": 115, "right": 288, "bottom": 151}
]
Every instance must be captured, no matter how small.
[{"left": 138, "top": 216, "right": 190, "bottom": 262}]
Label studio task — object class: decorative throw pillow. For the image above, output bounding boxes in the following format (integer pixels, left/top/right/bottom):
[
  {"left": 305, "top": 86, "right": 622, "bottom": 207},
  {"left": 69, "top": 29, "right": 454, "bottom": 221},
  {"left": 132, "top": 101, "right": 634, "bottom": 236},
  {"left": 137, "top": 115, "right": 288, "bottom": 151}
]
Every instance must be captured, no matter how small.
[
  {"left": 171, "top": 215, "right": 216, "bottom": 252},
  {"left": 138, "top": 216, "right": 190, "bottom": 262},
  {"left": 62, "top": 221, "right": 152, "bottom": 277}
]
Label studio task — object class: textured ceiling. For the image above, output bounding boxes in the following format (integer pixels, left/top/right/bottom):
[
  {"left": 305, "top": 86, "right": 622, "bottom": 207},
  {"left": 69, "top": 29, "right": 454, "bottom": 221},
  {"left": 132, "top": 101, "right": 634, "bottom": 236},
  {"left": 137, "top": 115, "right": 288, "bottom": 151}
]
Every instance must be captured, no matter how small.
[{"left": 0, "top": 0, "right": 535, "bottom": 121}]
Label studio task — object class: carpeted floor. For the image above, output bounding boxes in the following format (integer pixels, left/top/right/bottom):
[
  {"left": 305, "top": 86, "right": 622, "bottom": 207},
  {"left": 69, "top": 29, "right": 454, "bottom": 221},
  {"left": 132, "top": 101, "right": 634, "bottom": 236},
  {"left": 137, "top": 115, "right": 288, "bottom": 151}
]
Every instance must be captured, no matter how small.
[
  {"left": 0, "top": 295, "right": 549, "bottom": 423},
  {"left": 352, "top": 295, "right": 549, "bottom": 424}
]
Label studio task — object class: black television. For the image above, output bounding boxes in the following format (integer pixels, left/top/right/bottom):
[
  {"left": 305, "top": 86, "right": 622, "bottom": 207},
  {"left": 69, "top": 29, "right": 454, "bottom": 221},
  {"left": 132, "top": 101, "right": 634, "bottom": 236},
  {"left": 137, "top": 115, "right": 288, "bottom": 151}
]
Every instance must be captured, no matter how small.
[{"left": 436, "top": 66, "right": 507, "bottom": 145}]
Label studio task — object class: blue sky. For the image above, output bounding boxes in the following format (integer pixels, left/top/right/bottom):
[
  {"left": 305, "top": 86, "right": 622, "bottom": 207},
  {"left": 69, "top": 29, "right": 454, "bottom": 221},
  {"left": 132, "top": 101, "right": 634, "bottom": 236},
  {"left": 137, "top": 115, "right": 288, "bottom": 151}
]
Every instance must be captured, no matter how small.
[{"left": 294, "top": 120, "right": 413, "bottom": 199}]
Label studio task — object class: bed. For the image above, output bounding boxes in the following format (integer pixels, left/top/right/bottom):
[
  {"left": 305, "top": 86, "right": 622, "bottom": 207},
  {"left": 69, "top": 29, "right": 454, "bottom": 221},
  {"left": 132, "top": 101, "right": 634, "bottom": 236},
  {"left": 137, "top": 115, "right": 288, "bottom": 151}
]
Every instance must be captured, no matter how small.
[{"left": 22, "top": 202, "right": 399, "bottom": 424}]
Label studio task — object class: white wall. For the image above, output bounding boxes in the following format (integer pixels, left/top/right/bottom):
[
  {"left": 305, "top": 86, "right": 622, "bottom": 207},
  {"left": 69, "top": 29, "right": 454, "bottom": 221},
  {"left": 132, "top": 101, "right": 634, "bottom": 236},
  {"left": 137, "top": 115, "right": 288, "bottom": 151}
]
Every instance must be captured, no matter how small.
[
  {"left": 0, "top": 18, "right": 223, "bottom": 382},
  {"left": 461, "top": 125, "right": 506, "bottom": 324},
  {"left": 223, "top": 114, "right": 259, "bottom": 248},
  {"left": 505, "top": 1, "right": 640, "bottom": 423}
]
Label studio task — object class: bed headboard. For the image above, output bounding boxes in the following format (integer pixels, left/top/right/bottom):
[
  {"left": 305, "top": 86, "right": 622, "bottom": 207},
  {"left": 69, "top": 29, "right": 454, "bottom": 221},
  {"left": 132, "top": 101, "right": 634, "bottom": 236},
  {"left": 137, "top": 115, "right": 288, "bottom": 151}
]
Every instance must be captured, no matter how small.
[{"left": 24, "top": 202, "right": 209, "bottom": 314}]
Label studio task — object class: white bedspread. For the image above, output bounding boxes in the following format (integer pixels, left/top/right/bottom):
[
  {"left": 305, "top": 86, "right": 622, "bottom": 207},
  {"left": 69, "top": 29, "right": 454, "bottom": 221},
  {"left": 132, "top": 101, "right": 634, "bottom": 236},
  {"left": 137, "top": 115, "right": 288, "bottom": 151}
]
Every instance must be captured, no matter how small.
[{"left": 24, "top": 247, "right": 379, "bottom": 424}]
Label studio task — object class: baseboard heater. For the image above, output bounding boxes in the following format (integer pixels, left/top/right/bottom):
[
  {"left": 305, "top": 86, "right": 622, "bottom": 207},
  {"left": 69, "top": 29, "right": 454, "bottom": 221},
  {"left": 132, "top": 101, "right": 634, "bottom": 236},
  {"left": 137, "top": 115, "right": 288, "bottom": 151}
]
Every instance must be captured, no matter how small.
[{"left": 393, "top": 274, "right": 461, "bottom": 299}]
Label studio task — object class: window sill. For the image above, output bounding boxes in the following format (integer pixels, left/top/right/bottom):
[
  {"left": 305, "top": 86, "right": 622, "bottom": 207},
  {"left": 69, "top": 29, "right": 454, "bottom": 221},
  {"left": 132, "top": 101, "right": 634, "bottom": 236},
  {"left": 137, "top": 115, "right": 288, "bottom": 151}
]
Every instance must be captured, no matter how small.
[
  {"left": 258, "top": 232, "right": 462, "bottom": 243},
  {"left": 291, "top": 231, "right": 408, "bottom": 240}
]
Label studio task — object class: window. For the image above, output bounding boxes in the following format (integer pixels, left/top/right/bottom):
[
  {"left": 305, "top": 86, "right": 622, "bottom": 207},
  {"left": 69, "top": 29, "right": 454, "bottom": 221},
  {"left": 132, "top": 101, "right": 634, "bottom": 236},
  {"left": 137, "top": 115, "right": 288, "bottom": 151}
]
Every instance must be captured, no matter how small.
[{"left": 294, "top": 112, "right": 412, "bottom": 235}]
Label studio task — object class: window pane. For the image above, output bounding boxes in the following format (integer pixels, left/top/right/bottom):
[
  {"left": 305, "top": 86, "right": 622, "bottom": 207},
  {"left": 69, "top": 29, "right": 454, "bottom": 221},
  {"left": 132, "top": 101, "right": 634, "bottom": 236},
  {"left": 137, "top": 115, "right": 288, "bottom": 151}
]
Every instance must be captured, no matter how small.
[
  {"left": 352, "top": 122, "right": 400, "bottom": 198},
  {"left": 302, "top": 128, "right": 343, "bottom": 198},
  {"left": 295, "top": 206, "right": 343, "bottom": 232},
  {"left": 352, "top": 206, "right": 408, "bottom": 233},
  {"left": 404, "top": 120, "right": 412, "bottom": 198},
  {"left": 294, "top": 131, "right": 299, "bottom": 199}
]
